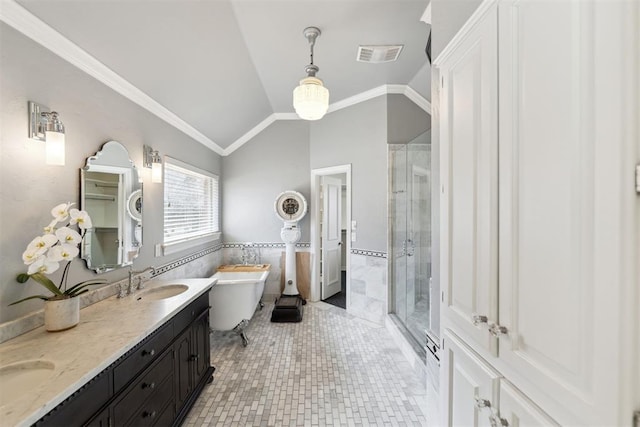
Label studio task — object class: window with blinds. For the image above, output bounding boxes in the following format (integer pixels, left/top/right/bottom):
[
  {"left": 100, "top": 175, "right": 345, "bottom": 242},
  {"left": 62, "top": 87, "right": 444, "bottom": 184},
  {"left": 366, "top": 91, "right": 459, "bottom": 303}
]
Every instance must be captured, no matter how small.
[{"left": 163, "top": 157, "right": 219, "bottom": 245}]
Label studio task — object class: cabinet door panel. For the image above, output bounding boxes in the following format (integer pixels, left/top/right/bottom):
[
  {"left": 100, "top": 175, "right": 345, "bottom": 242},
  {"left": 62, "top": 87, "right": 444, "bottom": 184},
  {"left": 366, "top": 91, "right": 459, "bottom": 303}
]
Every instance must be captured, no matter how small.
[
  {"left": 192, "top": 313, "right": 210, "bottom": 382},
  {"left": 498, "top": 380, "right": 559, "bottom": 427},
  {"left": 497, "top": 1, "right": 634, "bottom": 424},
  {"left": 438, "top": 2, "right": 499, "bottom": 355},
  {"left": 442, "top": 330, "right": 500, "bottom": 427},
  {"left": 174, "top": 328, "right": 193, "bottom": 410}
]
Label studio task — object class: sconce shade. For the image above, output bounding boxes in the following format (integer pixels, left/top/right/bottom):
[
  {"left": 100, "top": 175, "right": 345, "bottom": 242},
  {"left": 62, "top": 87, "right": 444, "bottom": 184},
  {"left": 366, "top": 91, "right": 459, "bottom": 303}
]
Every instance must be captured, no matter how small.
[
  {"left": 45, "top": 130, "right": 65, "bottom": 166},
  {"left": 144, "top": 144, "right": 163, "bottom": 183},
  {"left": 151, "top": 160, "right": 162, "bottom": 184},
  {"left": 293, "top": 76, "right": 329, "bottom": 121}
]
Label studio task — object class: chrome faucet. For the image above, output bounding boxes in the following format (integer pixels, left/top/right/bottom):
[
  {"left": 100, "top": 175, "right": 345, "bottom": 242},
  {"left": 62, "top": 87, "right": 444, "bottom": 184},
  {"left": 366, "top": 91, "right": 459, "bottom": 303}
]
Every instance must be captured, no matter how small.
[{"left": 117, "top": 266, "right": 154, "bottom": 297}]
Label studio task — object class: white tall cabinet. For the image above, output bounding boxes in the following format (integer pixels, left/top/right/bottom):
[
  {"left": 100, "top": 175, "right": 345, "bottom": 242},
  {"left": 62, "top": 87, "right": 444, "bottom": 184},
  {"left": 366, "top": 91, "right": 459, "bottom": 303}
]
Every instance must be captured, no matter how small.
[{"left": 435, "top": 0, "right": 639, "bottom": 426}]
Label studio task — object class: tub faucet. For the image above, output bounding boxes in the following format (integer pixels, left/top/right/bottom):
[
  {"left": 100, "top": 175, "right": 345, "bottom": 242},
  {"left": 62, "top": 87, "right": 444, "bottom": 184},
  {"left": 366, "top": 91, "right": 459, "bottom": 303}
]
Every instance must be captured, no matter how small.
[{"left": 241, "top": 244, "right": 259, "bottom": 265}]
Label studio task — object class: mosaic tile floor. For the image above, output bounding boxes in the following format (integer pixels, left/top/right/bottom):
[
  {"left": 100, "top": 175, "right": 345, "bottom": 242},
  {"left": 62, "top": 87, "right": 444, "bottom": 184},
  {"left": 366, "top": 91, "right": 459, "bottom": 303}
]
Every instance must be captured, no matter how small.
[{"left": 183, "top": 301, "right": 427, "bottom": 426}]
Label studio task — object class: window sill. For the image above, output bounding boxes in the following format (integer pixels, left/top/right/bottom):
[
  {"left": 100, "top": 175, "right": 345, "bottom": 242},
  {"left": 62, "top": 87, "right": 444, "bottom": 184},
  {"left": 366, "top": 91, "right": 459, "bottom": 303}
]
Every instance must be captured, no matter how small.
[{"left": 157, "top": 232, "right": 221, "bottom": 256}]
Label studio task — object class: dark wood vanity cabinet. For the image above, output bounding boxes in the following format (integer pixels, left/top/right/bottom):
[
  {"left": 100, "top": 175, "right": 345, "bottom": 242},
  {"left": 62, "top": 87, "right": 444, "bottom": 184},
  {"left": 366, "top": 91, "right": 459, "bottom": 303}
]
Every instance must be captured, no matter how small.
[{"left": 35, "top": 291, "right": 214, "bottom": 427}]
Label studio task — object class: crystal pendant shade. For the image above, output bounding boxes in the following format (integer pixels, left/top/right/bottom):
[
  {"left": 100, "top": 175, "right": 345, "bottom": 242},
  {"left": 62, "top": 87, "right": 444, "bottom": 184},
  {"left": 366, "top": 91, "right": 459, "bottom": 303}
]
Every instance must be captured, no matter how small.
[{"left": 293, "top": 76, "right": 329, "bottom": 121}]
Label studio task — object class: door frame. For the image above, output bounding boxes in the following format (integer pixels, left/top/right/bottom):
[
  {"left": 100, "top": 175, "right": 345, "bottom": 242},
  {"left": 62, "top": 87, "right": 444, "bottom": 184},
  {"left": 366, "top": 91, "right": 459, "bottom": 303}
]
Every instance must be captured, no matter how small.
[{"left": 310, "top": 164, "right": 352, "bottom": 308}]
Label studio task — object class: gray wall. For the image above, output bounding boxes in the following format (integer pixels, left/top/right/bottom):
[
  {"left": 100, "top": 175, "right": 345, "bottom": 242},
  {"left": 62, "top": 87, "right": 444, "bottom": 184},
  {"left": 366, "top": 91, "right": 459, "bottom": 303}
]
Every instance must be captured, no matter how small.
[
  {"left": 387, "top": 94, "right": 432, "bottom": 144},
  {"left": 222, "top": 95, "right": 429, "bottom": 255},
  {"left": 221, "top": 120, "right": 311, "bottom": 243},
  {"left": 310, "top": 96, "right": 388, "bottom": 253},
  {"left": 431, "top": 0, "right": 482, "bottom": 59},
  {"left": 0, "top": 24, "right": 222, "bottom": 323}
]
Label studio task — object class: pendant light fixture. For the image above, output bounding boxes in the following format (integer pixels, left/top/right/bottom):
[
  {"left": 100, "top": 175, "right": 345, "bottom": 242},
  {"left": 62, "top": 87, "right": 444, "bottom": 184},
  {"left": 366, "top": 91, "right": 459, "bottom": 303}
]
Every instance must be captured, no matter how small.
[{"left": 293, "top": 27, "right": 329, "bottom": 121}]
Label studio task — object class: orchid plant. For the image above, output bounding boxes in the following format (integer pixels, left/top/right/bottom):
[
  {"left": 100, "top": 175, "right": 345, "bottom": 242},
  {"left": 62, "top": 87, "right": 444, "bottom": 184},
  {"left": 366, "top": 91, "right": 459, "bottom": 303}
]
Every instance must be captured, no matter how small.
[{"left": 11, "top": 202, "right": 106, "bottom": 305}]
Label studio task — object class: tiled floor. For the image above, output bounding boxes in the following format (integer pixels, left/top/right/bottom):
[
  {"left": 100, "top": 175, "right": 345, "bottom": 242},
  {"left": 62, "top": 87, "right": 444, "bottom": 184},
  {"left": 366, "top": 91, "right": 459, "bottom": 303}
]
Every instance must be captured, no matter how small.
[{"left": 184, "top": 301, "right": 427, "bottom": 426}]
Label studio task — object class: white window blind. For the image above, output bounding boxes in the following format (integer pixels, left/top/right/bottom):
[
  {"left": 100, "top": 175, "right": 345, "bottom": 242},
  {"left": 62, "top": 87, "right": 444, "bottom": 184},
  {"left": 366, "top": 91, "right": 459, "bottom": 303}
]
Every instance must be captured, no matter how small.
[{"left": 164, "top": 157, "right": 219, "bottom": 245}]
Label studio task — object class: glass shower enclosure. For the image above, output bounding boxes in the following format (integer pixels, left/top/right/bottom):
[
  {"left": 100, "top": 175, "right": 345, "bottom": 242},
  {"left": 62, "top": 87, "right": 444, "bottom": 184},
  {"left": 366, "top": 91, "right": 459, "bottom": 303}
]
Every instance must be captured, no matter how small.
[{"left": 389, "top": 130, "right": 431, "bottom": 348}]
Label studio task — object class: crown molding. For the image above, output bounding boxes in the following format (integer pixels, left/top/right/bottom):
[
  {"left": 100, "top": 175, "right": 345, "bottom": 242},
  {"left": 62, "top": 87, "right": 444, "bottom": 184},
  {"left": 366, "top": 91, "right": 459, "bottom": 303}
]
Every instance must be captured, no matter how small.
[
  {"left": 224, "top": 85, "right": 431, "bottom": 156},
  {"left": 2, "top": 0, "right": 431, "bottom": 158},
  {"left": 0, "top": 0, "right": 226, "bottom": 156}
]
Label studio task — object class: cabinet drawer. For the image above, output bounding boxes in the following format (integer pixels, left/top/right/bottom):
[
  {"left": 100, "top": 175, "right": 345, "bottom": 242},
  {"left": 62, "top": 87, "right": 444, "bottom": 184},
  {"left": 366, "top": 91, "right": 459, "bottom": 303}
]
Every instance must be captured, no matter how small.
[
  {"left": 113, "top": 349, "right": 173, "bottom": 424},
  {"left": 36, "top": 369, "right": 111, "bottom": 426},
  {"left": 174, "top": 292, "right": 209, "bottom": 335},
  {"left": 154, "top": 399, "right": 176, "bottom": 426},
  {"left": 124, "top": 375, "right": 174, "bottom": 427},
  {"left": 114, "top": 322, "right": 174, "bottom": 391}
]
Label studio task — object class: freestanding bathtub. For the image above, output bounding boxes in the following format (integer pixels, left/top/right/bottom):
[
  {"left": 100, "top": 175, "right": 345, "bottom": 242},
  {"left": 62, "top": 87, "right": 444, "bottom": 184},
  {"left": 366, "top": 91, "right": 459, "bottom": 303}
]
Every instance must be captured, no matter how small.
[{"left": 209, "top": 267, "right": 270, "bottom": 346}]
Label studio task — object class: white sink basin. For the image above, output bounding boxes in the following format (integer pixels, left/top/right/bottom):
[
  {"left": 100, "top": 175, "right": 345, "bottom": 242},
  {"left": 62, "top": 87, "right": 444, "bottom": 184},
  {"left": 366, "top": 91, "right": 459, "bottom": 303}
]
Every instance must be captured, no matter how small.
[
  {"left": 0, "top": 360, "right": 56, "bottom": 405},
  {"left": 137, "top": 284, "right": 188, "bottom": 301}
]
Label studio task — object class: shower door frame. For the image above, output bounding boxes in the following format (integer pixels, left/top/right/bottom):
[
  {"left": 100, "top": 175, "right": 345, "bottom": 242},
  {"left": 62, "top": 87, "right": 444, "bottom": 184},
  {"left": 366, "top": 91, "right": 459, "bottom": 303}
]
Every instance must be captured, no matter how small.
[{"left": 387, "top": 139, "right": 431, "bottom": 351}]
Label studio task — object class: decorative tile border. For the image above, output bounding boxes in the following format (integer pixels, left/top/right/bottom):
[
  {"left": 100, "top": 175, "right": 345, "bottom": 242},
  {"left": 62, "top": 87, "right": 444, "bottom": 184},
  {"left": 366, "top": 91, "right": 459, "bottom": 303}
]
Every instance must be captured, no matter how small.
[
  {"left": 351, "top": 248, "right": 388, "bottom": 258},
  {"left": 223, "top": 242, "right": 311, "bottom": 249},
  {"left": 153, "top": 242, "right": 223, "bottom": 277}
]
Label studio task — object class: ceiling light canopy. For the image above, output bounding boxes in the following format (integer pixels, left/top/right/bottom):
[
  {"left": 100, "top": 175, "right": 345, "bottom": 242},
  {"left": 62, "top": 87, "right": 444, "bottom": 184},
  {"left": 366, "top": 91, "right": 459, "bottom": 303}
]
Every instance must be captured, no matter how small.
[{"left": 293, "top": 27, "right": 329, "bottom": 121}]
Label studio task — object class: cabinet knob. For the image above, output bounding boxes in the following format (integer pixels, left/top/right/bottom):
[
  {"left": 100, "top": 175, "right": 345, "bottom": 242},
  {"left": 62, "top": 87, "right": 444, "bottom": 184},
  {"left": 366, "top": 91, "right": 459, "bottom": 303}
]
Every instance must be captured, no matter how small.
[
  {"left": 490, "top": 414, "right": 509, "bottom": 427},
  {"left": 142, "top": 382, "right": 155, "bottom": 390},
  {"left": 142, "top": 410, "right": 157, "bottom": 419},
  {"left": 475, "top": 397, "right": 491, "bottom": 409},
  {"left": 472, "top": 314, "right": 488, "bottom": 326},
  {"left": 142, "top": 349, "right": 156, "bottom": 357},
  {"left": 489, "top": 323, "right": 509, "bottom": 337}
]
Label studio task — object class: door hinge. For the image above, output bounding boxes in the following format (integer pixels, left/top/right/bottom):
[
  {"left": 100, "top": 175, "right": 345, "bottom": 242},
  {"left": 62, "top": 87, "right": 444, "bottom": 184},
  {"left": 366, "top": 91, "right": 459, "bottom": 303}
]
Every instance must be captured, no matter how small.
[{"left": 635, "top": 165, "right": 640, "bottom": 194}]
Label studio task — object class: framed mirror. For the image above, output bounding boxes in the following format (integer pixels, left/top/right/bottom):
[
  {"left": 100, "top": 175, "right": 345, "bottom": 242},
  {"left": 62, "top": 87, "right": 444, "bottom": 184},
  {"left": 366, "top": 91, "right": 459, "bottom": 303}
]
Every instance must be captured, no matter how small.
[{"left": 81, "top": 141, "right": 142, "bottom": 272}]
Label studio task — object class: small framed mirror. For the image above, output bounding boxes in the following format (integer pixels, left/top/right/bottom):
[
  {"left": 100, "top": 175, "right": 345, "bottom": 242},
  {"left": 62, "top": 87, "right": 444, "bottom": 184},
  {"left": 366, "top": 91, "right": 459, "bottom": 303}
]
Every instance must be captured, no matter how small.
[{"left": 81, "top": 141, "right": 142, "bottom": 272}]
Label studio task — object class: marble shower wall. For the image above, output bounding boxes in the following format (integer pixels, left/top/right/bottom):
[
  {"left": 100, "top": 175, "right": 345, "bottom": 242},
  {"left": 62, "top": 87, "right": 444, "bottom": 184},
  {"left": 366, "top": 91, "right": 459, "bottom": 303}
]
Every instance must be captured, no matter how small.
[{"left": 350, "top": 250, "right": 388, "bottom": 325}]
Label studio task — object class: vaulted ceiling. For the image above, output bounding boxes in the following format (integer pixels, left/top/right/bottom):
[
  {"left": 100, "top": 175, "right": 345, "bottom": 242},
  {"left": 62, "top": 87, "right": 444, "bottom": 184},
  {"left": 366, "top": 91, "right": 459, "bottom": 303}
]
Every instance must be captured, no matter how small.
[{"left": 7, "top": 0, "right": 431, "bottom": 155}]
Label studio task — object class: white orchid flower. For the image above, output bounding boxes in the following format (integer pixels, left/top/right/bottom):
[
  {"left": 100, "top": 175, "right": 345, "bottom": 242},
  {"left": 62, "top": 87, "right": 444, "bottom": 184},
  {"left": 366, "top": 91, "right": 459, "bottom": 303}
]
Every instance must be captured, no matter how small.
[
  {"left": 51, "top": 202, "right": 74, "bottom": 223},
  {"left": 48, "top": 244, "right": 79, "bottom": 262},
  {"left": 43, "top": 219, "right": 58, "bottom": 234},
  {"left": 69, "top": 209, "right": 93, "bottom": 230},
  {"left": 55, "top": 227, "right": 82, "bottom": 245},
  {"left": 27, "top": 234, "right": 58, "bottom": 251},
  {"left": 22, "top": 246, "right": 48, "bottom": 265},
  {"left": 27, "top": 256, "right": 60, "bottom": 275}
]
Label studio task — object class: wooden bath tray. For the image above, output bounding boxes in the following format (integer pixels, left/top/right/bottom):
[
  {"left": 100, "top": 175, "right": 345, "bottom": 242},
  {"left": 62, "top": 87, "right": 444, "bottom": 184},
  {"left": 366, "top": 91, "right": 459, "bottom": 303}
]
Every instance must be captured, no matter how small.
[{"left": 216, "top": 264, "right": 271, "bottom": 272}]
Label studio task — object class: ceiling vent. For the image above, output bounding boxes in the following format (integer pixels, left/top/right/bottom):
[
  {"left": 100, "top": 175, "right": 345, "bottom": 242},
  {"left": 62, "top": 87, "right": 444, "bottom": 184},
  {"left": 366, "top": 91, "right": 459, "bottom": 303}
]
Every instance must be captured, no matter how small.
[{"left": 356, "top": 45, "right": 404, "bottom": 63}]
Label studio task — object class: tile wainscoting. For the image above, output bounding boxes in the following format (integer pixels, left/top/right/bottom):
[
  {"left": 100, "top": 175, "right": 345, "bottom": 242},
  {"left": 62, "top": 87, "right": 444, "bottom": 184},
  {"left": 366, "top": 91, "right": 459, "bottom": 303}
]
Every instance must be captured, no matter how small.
[
  {"left": 222, "top": 242, "right": 311, "bottom": 302},
  {"left": 0, "top": 243, "right": 390, "bottom": 341},
  {"left": 0, "top": 244, "right": 224, "bottom": 343}
]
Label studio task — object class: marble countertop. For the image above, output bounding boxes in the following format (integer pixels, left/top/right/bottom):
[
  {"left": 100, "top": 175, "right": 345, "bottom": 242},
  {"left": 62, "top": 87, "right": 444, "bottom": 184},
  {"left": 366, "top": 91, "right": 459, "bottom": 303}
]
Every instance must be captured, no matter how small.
[{"left": 0, "top": 278, "right": 216, "bottom": 427}]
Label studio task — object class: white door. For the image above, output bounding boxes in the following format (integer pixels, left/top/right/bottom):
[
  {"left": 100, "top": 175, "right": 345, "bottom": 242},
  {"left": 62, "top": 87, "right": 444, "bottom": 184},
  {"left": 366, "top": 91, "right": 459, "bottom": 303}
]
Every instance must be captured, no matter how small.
[
  {"left": 442, "top": 330, "right": 501, "bottom": 427},
  {"left": 438, "top": 1, "right": 499, "bottom": 356},
  {"left": 321, "top": 176, "right": 342, "bottom": 300},
  {"left": 496, "top": 1, "right": 634, "bottom": 424}
]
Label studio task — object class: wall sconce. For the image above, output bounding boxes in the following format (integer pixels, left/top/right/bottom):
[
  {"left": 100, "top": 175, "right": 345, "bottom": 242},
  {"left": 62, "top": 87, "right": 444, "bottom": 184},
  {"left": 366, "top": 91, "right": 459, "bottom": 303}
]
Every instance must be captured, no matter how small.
[
  {"left": 28, "top": 101, "right": 65, "bottom": 166},
  {"left": 144, "top": 145, "right": 162, "bottom": 183}
]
